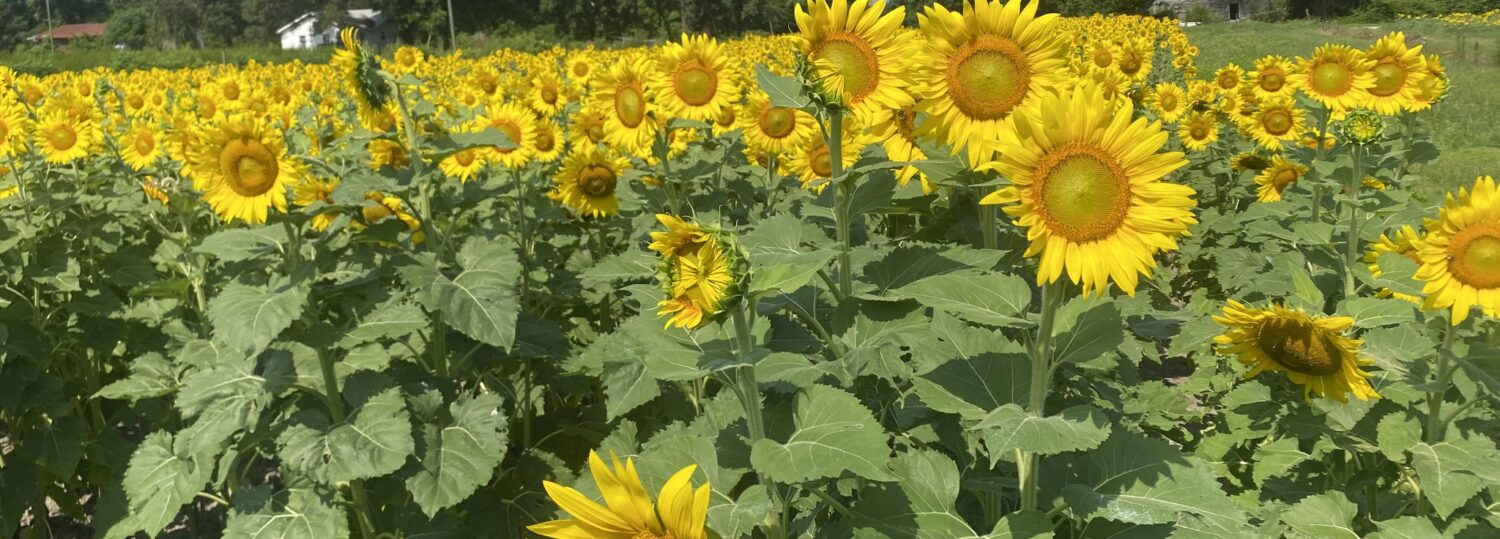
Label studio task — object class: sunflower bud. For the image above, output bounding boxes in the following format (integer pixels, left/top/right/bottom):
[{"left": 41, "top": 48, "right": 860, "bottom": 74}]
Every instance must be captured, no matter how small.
[
  {"left": 650, "top": 214, "right": 747, "bottom": 330},
  {"left": 1341, "top": 109, "right": 1384, "bottom": 145}
]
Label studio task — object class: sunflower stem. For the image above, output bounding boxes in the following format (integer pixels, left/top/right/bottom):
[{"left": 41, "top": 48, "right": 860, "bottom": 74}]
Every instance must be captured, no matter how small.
[
  {"left": 828, "top": 109, "right": 852, "bottom": 299},
  {"left": 1342, "top": 143, "right": 1363, "bottom": 300},
  {"left": 1311, "top": 105, "right": 1332, "bottom": 223},
  {"left": 1019, "top": 280, "right": 1065, "bottom": 512},
  {"left": 979, "top": 196, "right": 998, "bottom": 250},
  {"left": 1424, "top": 323, "right": 1456, "bottom": 444},
  {"left": 655, "top": 127, "right": 683, "bottom": 215},
  {"left": 318, "top": 348, "right": 378, "bottom": 539},
  {"left": 731, "top": 303, "right": 786, "bottom": 539}
]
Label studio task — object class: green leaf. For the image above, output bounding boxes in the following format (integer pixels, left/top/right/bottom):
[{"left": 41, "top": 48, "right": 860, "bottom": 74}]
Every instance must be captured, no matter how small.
[
  {"left": 95, "top": 353, "right": 180, "bottom": 401},
  {"left": 912, "top": 339, "right": 1029, "bottom": 421},
  {"left": 1341, "top": 297, "right": 1417, "bottom": 328},
  {"left": 195, "top": 228, "right": 286, "bottom": 262},
  {"left": 1054, "top": 430, "right": 1245, "bottom": 529},
  {"left": 1409, "top": 439, "right": 1494, "bottom": 519},
  {"left": 341, "top": 302, "right": 428, "bottom": 344},
  {"left": 1376, "top": 411, "right": 1421, "bottom": 462},
  {"left": 749, "top": 251, "right": 839, "bottom": 296},
  {"left": 224, "top": 489, "right": 350, "bottom": 539},
  {"left": 0, "top": 452, "right": 36, "bottom": 537},
  {"left": 840, "top": 302, "right": 927, "bottom": 380},
  {"left": 176, "top": 351, "right": 271, "bottom": 457},
  {"left": 279, "top": 389, "right": 415, "bottom": 484},
  {"left": 863, "top": 244, "right": 1003, "bottom": 295},
  {"left": 208, "top": 281, "right": 309, "bottom": 357},
  {"left": 892, "top": 273, "right": 1031, "bottom": 327},
  {"left": 427, "top": 128, "right": 515, "bottom": 162},
  {"left": 122, "top": 432, "right": 207, "bottom": 536},
  {"left": 1368, "top": 516, "right": 1442, "bottom": 538},
  {"left": 750, "top": 384, "right": 895, "bottom": 483},
  {"left": 1288, "top": 261, "right": 1325, "bottom": 311},
  {"left": 890, "top": 449, "right": 991, "bottom": 538},
  {"left": 1252, "top": 437, "right": 1311, "bottom": 485},
  {"left": 580, "top": 250, "right": 657, "bottom": 288},
  {"left": 33, "top": 415, "right": 86, "bottom": 478},
  {"left": 754, "top": 64, "right": 810, "bottom": 109},
  {"left": 1371, "top": 252, "right": 1422, "bottom": 298},
  {"left": 972, "top": 404, "right": 1111, "bottom": 457},
  {"left": 425, "top": 238, "right": 521, "bottom": 349},
  {"left": 405, "top": 392, "right": 509, "bottom": 516},
  {"left": 1051, "top": 299, "right": 1123, "bottom": 364},
  {"left": 756, "top": 352, "right": 835, "bottom": 388},
  {"left": 603, "top": 361, "right": 661, "bottom": 420},
  {"left": 1279, "top": 492, "right": 1359, "bottom": 539}
]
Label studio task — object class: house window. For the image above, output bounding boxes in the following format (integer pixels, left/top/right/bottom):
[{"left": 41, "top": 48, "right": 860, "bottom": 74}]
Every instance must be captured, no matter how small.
[
  {"left": 300, "top": 35, "right": 307, "bottom": 48},
  {"left": 1229, "top": 2, "right": 1240, "bottom": 20}
]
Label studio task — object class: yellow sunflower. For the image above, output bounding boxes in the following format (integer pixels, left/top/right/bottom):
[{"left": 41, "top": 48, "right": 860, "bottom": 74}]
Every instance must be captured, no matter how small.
[
  {"left": 0, "top": 103, "right": 29, "bottom": 158},
  {"left": 660, "top": 239, "right": 738, "bottom": 330},
  {"left": 1253, "top": 155, "right": 1308, "bottom": 203},
  {"left": 978, "top": 82, "right": 1195, "bottom": 296},
  {"left": 529, "top": 452, "right": 710, "bottom": 539},
  {"left": 650, "top": 34, "right": 740, "bottom": 122},
  {"left": 330, "top": 28, "right": 394, "bottom": 129},
  {"left": 1365, "top": 224, "right": 1423, "bottom": 304},
  {"left": 439, "top": 147, "right": 489, "bottom": 182},
  {"left": 292, "top": 176, "right": 341, "bottom": 232},
  {"left": 529, "top": 72, "right": 566, "bottom": 117},
  {"left": 1177, "top": 110, "right": 1220, "bottom": 152},
  {"left": 1145, "top": 82, "right": 1187, "bottom": 124},
  {"left": 1213, "top": 300, "right": 1380, "bottom": 403},
  {"left": 358, "top": 191, "right": 424, "bottom": 244},
  {"left": 1290, "top": 44, "right": 1375, "bottom": 114},
  {"left": 1361, "top": 32, "right": 1427, "bottom": 115},
  {"left": 649, "top": 213, "right": 708, "bottom": 257},
  {"left": 1213, "top": 63, "right": 1245, "bottom": 94},
  {"left": 118, "top": 123, "right": 165, "bottom": 171},
  {"left": 1409, "top": 54, "right": 1447, "bottom": 112},
  {"left": 531, "top": 119, "right": 564, "bottom": 163},
  {"left": 1412, "top": 176, "right": 1500, "bottom": 325},
  {"left": 571, "top": 106, "right": 610, "bottom": 146},
  {"left": 368, "top": 139, "right": 410, "bottom": 171},
  {"left": 872, "top": 104, "right": 932, "bottom": 192},
  {"left": 1114, "top": 38, "right": 1153, "bottom": 83},
  {"left": 1249, "top": 55, "right": 1296, "bottom": 100},
  {"left": 795, "top": 0, "right": 915, "bottom": 122},
  {"left": 591, "top": 55, "right": 658, "bottom": 156},
  {"left": 475, "top": 101, "right": 536, "bottom": 169},
  {"left": 787, "top": 115, "right": 866, "bottom": 194},
  {"left": 550, "top": 146, "right": 629, "bottom": 218},
  {"left": 913, "top": 0, "right": 1068, "bottom": 166},
  {"left": 737, "top": 92, "right": 816, "bottom": 157},
  {"left": 190, "top": 116, "right": 300, "bottom": 224},
  {"left": 34, "top": 110, "right": 98, "bottom": 165},
  {"left": 1247, "top": 96, "right": 1305, "bottom": 151}
]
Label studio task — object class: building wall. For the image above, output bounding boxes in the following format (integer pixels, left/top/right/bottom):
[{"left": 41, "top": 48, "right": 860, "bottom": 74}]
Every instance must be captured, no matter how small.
[
  {"left": 279, "top": 16, "right": 395, "bottom": 50},
  {"left": 1155, "top": 0, "right": 1279, "bottom": 21}
]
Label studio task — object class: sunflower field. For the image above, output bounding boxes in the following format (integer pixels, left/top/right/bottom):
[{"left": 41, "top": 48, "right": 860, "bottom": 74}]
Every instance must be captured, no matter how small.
[{"left": 2, "top": 0, "right": 1499, "bottom": 537}]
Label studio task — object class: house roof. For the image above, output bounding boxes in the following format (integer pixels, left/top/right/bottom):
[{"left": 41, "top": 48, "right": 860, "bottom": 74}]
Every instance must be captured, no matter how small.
[
  {"left": 276, "top": 9, "right": 384, "bottom": 35},
  {"left": 30, "top": 23, "right": 107, "bottom": 41}
]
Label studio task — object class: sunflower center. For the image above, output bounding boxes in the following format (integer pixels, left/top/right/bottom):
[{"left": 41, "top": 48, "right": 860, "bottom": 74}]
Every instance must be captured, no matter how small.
[
  {"left": 810, "top": 145, "right": 833, "bottom": 178},
  {"left": 541, "top": 86, "right": 559, "bottom": 105},
  {"left": 535, "top": 130, "right": 555, "bottom": 152},
  {"left": 1273, "top": 168, "right": 1299, "bottom": 190},
  {"left": 586, "top": 120, "right": 605, "bottom": 142},
  {"left": 134, "top": 133, "right": 156, "bottom": 155},
  {"left": 573, "top": 62, "right": 590, "bottom": 78},
  {"left": 1262, "top": 109, "right": 1293, "bottom": 135},
  {"left": 1369, "top": 61, "right": 1408, "bottom": 97},
  {"left": 1032, "top": 145, "right": 1132, "bottom": 243},
  {"left": 127, "top": 95, "right": 145, "bottom": 110},
  {"left": 1260, "top": 72, "right": 1285, "bottom": 92},
  {"left": 1160, "top": 93, "right": 1178, "bottom": 112},
  {"left": 47, "top": 125, "right": 78, "bottom": 151},
  {"left": 1254, "top": 317, "right": 1343, "bottom": 375},
  {"left": 220, "top": 138, "right": 280, "bottom": 197},
  {"left": 455, "top": 149, "right": 476, "bottom": 167},
  {"left": 760, "top": 107, "right": 797, "bottom": 138},
  {"left": 674, "top": 63, "right": 718, "bottom": 107},
  {"left": 1119, "top": 51, "right": 1142, "bottom": 75},
  {"left": 1310, "top": 63, "right": 1353, "bottom": 96},
  {"left": 1217, "top": 73, "right": 1238, "bottom": 90},
  {"left": 1448, "top": 228, "right": 1500, "bottom": 289},
  {"left": 1190, "top": 123, "right": 1209, "bottom": 140},
  {"left": 615, "top": 85, "right": 647, "bottom": 128},
  {"left": 817, "top": 34, "right": 880, "bottom": 102},
  {"left": 1091, "top": 48, "right": 1112, "bottom": 68},
  {"left": 578, "top": 164, "right": 617, "bottom": 197},
  {"left": 946, "top": 35, "right": 1031, "bottom": 121}
]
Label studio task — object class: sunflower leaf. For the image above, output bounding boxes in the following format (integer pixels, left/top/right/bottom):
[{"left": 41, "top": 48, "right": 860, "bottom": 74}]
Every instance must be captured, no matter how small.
[
  {"left": 750, "top": 384, "right": 895, "bottom": 483},
  {"left": 278, "top": 388, "right": 415, "bottom": 484},
  {"left": 1279, "top": 492, "right": 1360, "bottom": 539},
  {"left": 223, "top": 488, "right": 350, "bottom": 539},
  {"left": 755, "top": 64, "right": 810, "bottom": 110},
  {"left": 1053, "top": 430, "right": 1246, "bottom": 530},
  {"left": 207, "top": 281, "right": 309, "bottom": 357},
  {"left": 121, "top": 432, "right": 208, "bottom": 536},
  {"left": 404, "top": 392, "right": 509, "bottom": 517},
  {"left": 892, "top": 273, "right": 1032, "bottom": 327},
  {"left": 972, "top": 404, "right": 1111, "bottom": 458}
]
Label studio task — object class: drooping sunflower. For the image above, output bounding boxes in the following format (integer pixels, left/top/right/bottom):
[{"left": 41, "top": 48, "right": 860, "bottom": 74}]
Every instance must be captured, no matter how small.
[
  {"left": 367, "top": 139, "right": 410, "bottom": 171},
  {"left": 330, "top": 28, "right": 394, "bottom": 129},
  {"left": 1230, "top": 151, "right": 1270, "bottom": 173},
  {"left": 1213, "top": 301, "right": 1380, "bottom": 403},
  {"left": 1253, "top": 155, "right": 1308, "bottom": 203},
  {"left": 650, "top": 34, "right": 740, "bottom": 122},
  {"left": 1249, "top": 55, "right": 1296, "bottom": 100},
  {"left": 1247, "top": 96, "right": 1305, "bottom": 151},
  {"left": 1289, "top": 44, "right": 1374, "bottom": 114},
  {"left": 475, "top": 101, "right": 536, "bottom": 169},
  {"left": 590, "top": 55, "right": 658, "bottom": 156},
  {"left": 550, "top": 146, "right": 629, "bottom": 218},
  {"left": 913, "top": 0, "right": 1068, "bottom": 166},
  {"left": 1177, "top": 110, "right": 1220, "bottom": 152},
  {"left": 1412, "top": 176, "right": 1500, "bottom": 325},
  {"left": 529, "top": 451, "right": 710, "bottom": 539},
  {"left": 34, "top": 110, "right": 98, "bottom": 165},
  {"left": 1364, "top": 224, "right": 1423, "bottom": 304},
  {"left": 649, "top": 213, "right": 708, "bottom": 257},
  {"left": 1145, "top": 82, "right": 1187, "bottom": 124},
  {"left": 292, "top": 176, "right": 341, "bottom": 232},
  {"left": 978, "top": 83, "right": 1195, "bottom": 296},
  {"left": 794, "top": 0, "right": 915, "bottom": 122},
  {"left": 190, "top": 117, "right": 301, "bottom": 224},
  {"left": 1361, "top": 31, "right": 1427, "bottom": 115}
]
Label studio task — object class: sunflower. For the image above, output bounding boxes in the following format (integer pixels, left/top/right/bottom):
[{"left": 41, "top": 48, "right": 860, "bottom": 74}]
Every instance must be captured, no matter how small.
[
  {"left": 1253, "top": 155, "right": 1308, "bottom": 203},
  {"left": 978, "top": 82, "right": 1195, "bottom": 296},
  {"left": 571, "top": 106, "right": 610, "bottom": 146},
  {"left": 1247, "top": 96, "right": 1305, "bottom": 151},
  {"left": 390, "top": 46, "right": 425, "bottom": 74},
  {"left": 1213, "top": 301, "right": 1380, "bottom": 402},
  {"left": 737, "top": 92, "right": 816, "bottom": 157},
  {"left": 1361, "top": 32, "right": 1427, "bottom": 115},
  {"left": 1230, "top": 151, "right": 1270, "bottom": 173},
  {"left": 1409, "top": 54, "right": 1448, "bottom": 112},
  {"left": 1213, "top": 63, "right": 1245, "bottom": 94},
  {"left": 1177, "top": 110, "right": 1219, "bottom": 152},
  {"left": 532, "top": 120, "right": 564, "bottom": 163},
  {"left": 292, "top": 176, "right": 341, "bottom": 232},
  {"left": 34, "top": 110, "right": 97, "bottom": 165},
  {"left": 1290, "top": 44, "right": 1374, "bottom": 114},
  {"left": 368, "top": 139, "right": 410, "bottom": 170},
  {"left": 141, "top": 177, "right": 171, "bottom": 205},
  {"left": 1146, "top": 82, "right": 1187, "bottom": 123},
  {"left": 913, "top": 0, "right": 1068, "bottom": 166},
  {"left": 650, "top": 34, "right": 740, "bottom": 122},
  {"left": 476, "top": 101, "right": 536, "bottom": 169},
  {"left": 873, "top": 104, "right": 932, "bottom": 192},
  {"left": 1249, "top": 55, "right": 1296, "bottom": 100},
  {"left": 1341, "top": 108, "right": 1384, "bottom": 144},
  {"left": 118, "top": 123, "right": 165, "bottom": 171},
  {"left": 649, "top": 213, "right": 708, "bottom": 257},
  {"left": 550, "top": 146, "right": 629, "bottom": 218},
  {"left": 191, "top": 116, "right": 300, "bottom": 224},
  {"left": 795, "top": 0, "right": 915, "bottom": 122},
  {"left": 1412, "top": 176, "right": 1500, "bottom": 325},
  {"left": 1364, "top": 225, "right": 1423, "bottom": 304},
  {"left": 358, "top": 191, "right": 423, "bottom": 244},
  {"left": 591, "top": 55, "right": 658, "bottom": 156},
  {"left": 787, "top": 115, "right": 866, "bottom": 194},
  {"left": 0, "top": 103, "right": 32, "bottom": 158},
  {"left": 529, "top": 72, "right": 566, "bottom": 117},
  {"left": 439, "top": 147, "right": 488, "bottom": 182},
  {"left": 529, "top": 451, "right": 710, "bottom": 539},
  {"left": 330, "top": 28, "right": 394, "bottom": 129},
  {"left": 659, "top": 239, "right": 739, "bottom": 330},
  {"left": 1114, "top": 38, "right": 1152, "bottom": 83}
]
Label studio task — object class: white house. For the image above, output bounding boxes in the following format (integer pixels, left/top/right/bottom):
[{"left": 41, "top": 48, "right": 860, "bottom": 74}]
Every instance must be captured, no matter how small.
[{"left": 277, "top": 9, "right": 396, "bottom": 50}]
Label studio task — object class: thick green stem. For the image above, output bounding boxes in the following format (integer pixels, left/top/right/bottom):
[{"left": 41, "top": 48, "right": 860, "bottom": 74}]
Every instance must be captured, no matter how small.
[
  {"left": 1342, "top": 144, "right": 1364, "bottom": 300},
  {"left": 656, "top": 128, "right": 683, "bottom": 215},
  {"left": 1311, "top": 106, "right": 1332, "bottom": 223},
  {"left": 281, "top": 220, "right": 302, "bottom": 274},
  {"left": 979, "top": 197, "right": 998, "bottom": 250},
  {"left": 319, "top": 349, "right": 378, "bottom": 539},
  {"left": 513, "top": 168, "right": 532, "bottom": 300},
  {"left": 828, "top": 110, "right": 852, "bottom": 299},
  {"left": 1425, "top": 324, "right": 1456, "bottom": 444},
  {"left": 1019, "top": 281, "right": 1065, "bottom": 512},
  {"left": 731, "top": 304, "right": 786, "bottom": 539}
]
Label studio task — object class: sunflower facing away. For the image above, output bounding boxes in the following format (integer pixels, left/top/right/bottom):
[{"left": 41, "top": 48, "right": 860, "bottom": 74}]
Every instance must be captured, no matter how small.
[
  {"left": 529, "top": 451, "right": 710, "bottom": 539},
  {"left": 978, "top": 83, "right": 1195, "bottom": 296},
  {"left": 591, "top": 55, "right": 659, "bottom": 157},
  {"left": 34, "top": 110, "right": 97, "bottom": 165},
  {"left": 795, "top": 0, "right": 914, "bottom": 122},
  {"left": 659, "top": 237, "right": 739, "bottom": 330},
  {"left": 551, "top": 146, "right": 629, "bottom": 218},
  {"left": 190, "top": 116, "right": 300, "bottom": 224},
  {"left": 1365, "top": 224, "right": 1423, "bottom": 304},
  {"left": 650, "top": 34, "right": 740, "bottom": 122},
  {"left": 330, "top": 28, "right": 394, "bottom": 129},
  {"left": 1290, "top": 44, "right": 1374, "bottom": 114},
  {"left": 1361, "top": 32, "right": 1427, "bottom": 115},
  {"left": 1214, "top": 301, "right": 1380, "bottom": 402},
  {"left": 1254, "top": 155, "right": 1308, "bottom": 203},
  {"left": 913, "top": 0, "right": 1068, "bottom": 166},
  {"left": 1413, "top": 176, "right": 1500, "bottom": 325}
]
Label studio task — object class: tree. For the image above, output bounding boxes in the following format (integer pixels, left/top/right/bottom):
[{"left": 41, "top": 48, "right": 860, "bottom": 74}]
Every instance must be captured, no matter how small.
[{"left": 106, "top": 5, "right": 151, "bottom": 48}]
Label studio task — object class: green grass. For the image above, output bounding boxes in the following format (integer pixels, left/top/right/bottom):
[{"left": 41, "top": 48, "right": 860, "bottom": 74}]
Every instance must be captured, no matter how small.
[{"left": 1186, "top": 19, "right": 1500, "bottom": 200}]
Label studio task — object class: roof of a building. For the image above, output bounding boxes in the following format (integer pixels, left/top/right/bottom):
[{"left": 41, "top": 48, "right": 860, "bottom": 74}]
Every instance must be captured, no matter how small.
[
  {"left": 276, "top": 9, "right": 384, "bottom": 35},
  {"left": 30, "top": 23, "right": 107, "bottom": 41}
]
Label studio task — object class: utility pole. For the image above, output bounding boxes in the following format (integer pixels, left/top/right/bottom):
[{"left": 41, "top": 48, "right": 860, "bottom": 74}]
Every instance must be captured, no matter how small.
[
  {"left": 446, "top": 0, "right": 456, "bottom": 50},
  {"left": 44, "top": 0, "right": 55, "bottom": 51}
]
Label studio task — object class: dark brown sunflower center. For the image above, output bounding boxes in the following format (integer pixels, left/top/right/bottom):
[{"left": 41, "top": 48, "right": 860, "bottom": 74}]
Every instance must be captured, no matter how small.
[
  {"left": 1032, "top": 145, "right": 1132, "bottom": 243},
  {"left": 578, "top": 164, "right": 617, "bottom": 197},
  {"left": 674, "top": 63, "right": 718, "bottom": 107},
  {"left": 1255, "top": 317, "right": 1343, "bottom": 375},
  {"left": 541, "top": 85, "right": 559, "bottom": 105},
  {"left": 1310, "top": 62, "right": 1353, "bottom": 96},
  {"left": 1217, "top": 72, "right": 1238, "bottom": 90},
  {"left": 1448, "top": 227, "right": 1500, "bottom": 289},
  {"left": 817, "top": 33, "right": 880, "bottom": 102},
  {"left": 1092, "top": 48, "right": 1112, "bottom": 68},
  {"left": 615, "top": 84, "right": 647, "bottom": 128},
  {"left": 535, "top": 130, "right": 555, "bottom": 152},
  {"left": 1272, "top": 168, "right": 1299, "bottom": 190},
  {"left": 127, "top": 95, "right": 145, "bottom": 110},
  {"left": 1369, "top": 61, "right": 1408, "bottom": 97},
  {"left": 586, "top": 120, "right": 605, "bottom": 142},
  {"left": 810, "top": 145, "right": 833, "bottom": 178},
  {"left": 220, "top": 138, "right": 279, "bottom": 197},
  {"left": 1119, "top": 50, "right": 1142, "bottom": 75},
  {"left": 455, "top": 149, "right": 476, "bottom": 167},
  {"left": 947, "top": 35, "right": 1032, "bottom": 121},
  {"left": 1159, "top": 93, "right": 1178, "bottom": 112},
  {"left": 759, "top": 106, "right": 797, "bottom": 138}
]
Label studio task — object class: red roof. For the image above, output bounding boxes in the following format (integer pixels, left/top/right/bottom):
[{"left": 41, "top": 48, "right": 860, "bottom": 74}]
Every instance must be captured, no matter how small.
[{"left": 32, "top": 23, "right": 107, "bottom": 40}]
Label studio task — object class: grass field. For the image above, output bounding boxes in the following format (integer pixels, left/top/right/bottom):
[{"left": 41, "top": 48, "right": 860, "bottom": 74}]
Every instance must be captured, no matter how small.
[{"left": 1187, "top": 19, "right": 1500, "bottom": 200}]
